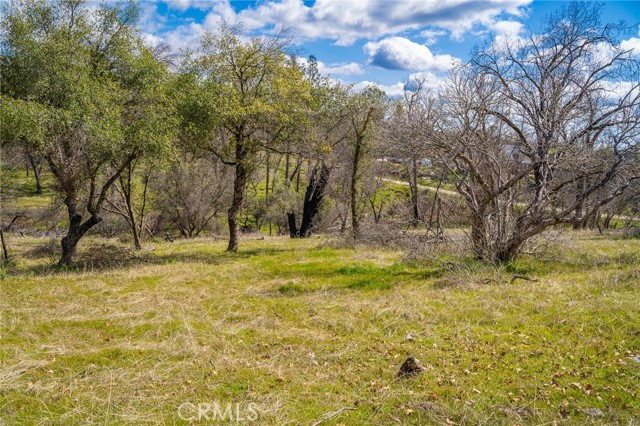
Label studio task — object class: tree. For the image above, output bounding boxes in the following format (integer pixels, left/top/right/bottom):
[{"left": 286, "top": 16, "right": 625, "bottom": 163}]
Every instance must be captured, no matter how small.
[
  {"left": 154, "top": 154, "right": 231, "bottom": 238},
  {"left": 193, "top": 25, "right": 312, "bottom": 251},
  {"left": 0, "top": 0, "right": 176, "bottom": 265},
  {"left": 432, "top": 2, "right": 640, "bottom": 262},
  {"left": 285, "top": 57, "right": 351, "bottom": 238},
  {"left": 344, "top": 86, "right": 386, "bottom": 239},
  {"left": 384, "top": 79, "right": 438, "bottom": 227},
  {"left": 104, "top": 159, "right": 153, "bottom": 249}
]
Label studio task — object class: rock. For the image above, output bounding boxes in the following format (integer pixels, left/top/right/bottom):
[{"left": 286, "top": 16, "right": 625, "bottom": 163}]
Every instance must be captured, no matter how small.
[
  {"left": 405, "top": 332, "right": 415, "bottom": 342},
  {"left": 582, "top": 408, "right": 604, "bottom": 418},
  {"left": 397, "top": 356, "right": 425, "bottom": 378}
]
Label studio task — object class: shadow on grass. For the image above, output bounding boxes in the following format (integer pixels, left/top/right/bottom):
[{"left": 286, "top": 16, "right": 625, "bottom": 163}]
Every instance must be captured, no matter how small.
[{"left": 7, "top": 241, "right": 295, "bottom": 277}]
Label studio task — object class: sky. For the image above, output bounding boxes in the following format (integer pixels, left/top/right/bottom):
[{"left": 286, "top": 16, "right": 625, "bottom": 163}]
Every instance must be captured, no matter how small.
[{"left": 138, "top": 0, "right": 640, "bottom": 96}]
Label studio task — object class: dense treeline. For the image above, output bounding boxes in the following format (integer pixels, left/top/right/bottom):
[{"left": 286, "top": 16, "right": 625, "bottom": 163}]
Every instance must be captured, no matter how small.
[{"left": 1, "top": 0, "right": 639, "bottom": 266}]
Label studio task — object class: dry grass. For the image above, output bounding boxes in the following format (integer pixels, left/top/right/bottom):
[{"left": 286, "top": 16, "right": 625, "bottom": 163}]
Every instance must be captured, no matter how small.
[{"left": 0, "top": 232, "right": 639, "bottom": 425}]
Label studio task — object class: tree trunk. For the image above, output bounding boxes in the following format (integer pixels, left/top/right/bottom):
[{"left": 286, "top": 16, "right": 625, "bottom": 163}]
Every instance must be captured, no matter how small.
[
  {"left": 265, "top": 153, "right": 270, "bottom": 206},
  {"left": 27, "top": 152, "right": 42, "bottom": 195},
  {"left": 408, "top": 157, "right": 419, "bottom": 227},
  {"left": 299, "top": 163, "right": 330, "bottom": 238},
  {"left": 350, "top": 138, "right": 362, "bottom": 239},
  {"left": 495, "top": 242, "right": 521, "bottom": 263},
  {"left": 295, "top": 157, "right": 301, "bottom": 192},
  {"left": 411, "top": 157, "right": 420, "bottom": 228},
  {"left": 470, "top": 212, "right": 487, "bottom": 260},
  {"left": 0, "top": 229, "right": 8, "bottom": 261},
  {"left": 121, "top": 167, "right": 142, "bottom": 250},
  {"left": 287, "top": 212, "right": 298, "bottom": 238},
  {"left": 227, "top": 139, "right": 248, "bottom": 252},
  {"left": 573, "top": 177, "right": 585, "bottom": 230},
  {"left": 58, "top": 200, "right": 102, "bottom": 266}
]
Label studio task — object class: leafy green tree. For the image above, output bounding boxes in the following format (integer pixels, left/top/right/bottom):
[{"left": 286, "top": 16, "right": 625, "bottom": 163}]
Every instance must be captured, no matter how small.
[
  {"left": 0, "top": 0, "right": 176, "bottom": 265},
  {"left": 187, "top": 25, "right": 313, "bottom": 252}
]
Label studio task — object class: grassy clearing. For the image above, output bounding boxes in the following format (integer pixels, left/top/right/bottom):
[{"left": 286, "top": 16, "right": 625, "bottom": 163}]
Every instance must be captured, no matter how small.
[
  {"left": 0, "top": 233, "right": 639, "bottom": 425},
  {"left": 0, "top": 169, "right": 55, "bottom": 211}
]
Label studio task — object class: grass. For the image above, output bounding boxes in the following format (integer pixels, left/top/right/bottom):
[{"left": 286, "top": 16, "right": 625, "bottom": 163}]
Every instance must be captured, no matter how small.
[
  {"left": 0, "top": 169, "right": 55, "bottom": 211},
  {"left": 0, "top": 233, "right": 638, "bottom": 425}
]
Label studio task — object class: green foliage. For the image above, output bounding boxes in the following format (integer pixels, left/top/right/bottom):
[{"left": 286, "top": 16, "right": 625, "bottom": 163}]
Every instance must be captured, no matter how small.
[
  {"left": 1, "top": 0, "right": 176, "bottom": 182},
  {"left": 189, "top": 25, "right": 314, "bottom": 162}
]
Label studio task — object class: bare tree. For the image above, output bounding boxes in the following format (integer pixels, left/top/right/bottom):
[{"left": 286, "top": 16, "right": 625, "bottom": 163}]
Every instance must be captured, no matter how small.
[
  {"left": 384, "top": 78, "right": 438, "bottom": 227},
  {"left": 104, "top": 160, "right": 153, "bottom": 249},
  {"left": 431, "top": 2, "right": 640, "bottom": 262},
  {"left": 154, "top": 155, "right": 231, "bottom": 238}
]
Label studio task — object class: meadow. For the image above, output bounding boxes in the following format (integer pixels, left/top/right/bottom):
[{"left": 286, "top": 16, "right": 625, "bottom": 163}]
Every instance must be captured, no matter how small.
[{"left": 1, "top": 232, "right": 638, "bottom": 425}]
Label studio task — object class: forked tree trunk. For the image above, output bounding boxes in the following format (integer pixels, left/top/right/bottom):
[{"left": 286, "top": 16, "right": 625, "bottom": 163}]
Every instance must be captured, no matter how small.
[
  {"left": 495, "top": 243, "right": 521, "bottom": 263},
  {"left": 59, "top": 201, "right": 102, "bottom": 266}
]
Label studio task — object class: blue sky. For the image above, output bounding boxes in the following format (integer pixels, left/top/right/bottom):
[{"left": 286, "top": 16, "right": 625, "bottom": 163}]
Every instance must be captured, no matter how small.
[{"left": 139, "top": 0, "right": 640, "bottom": 95}]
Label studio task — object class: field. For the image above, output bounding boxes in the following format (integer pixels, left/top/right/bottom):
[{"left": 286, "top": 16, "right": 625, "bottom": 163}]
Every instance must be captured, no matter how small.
[{"left": 1, "top": 233, "right": 639, "bottom": 425}]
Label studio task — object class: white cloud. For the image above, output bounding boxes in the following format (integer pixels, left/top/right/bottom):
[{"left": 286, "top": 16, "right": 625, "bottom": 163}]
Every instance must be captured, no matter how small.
[
  {"left": 353, "top": 80, "right": 406, "bottom": 98},
  {"left": 165, "top": 0, "right": 192, "bottom": 11},
  {"left": 599, "top": 80, "right": 639, "bottom": 101},
  {"left": 150, "top": 0, "right": 531, "bottom": 61},
  {"left": 490, "top": 20, "right": 525, "bottom": 51},
  {"left": 620, "top": 37, "right": 640, "bottom": 57},
  {"left": 163, "top": 22, "right": 206, "bottom": 52},
  {"left": 406, "top": 71, "right": 449, "bottom": 90},
  {"left": 164, "top": 0, "right": 214, "bottom": 12},
  {"left": 297, "top": 57, "right": 364, "bottom": 76},
  {"left": 142, "top": 32, "right": 165, "bottom": 48},
  {"left": 364, "top": 37, "right": 458, "bottom": 72},
  {"left": 420, "top": 29, "right": 447, "bottom": 46},
  {"left": 352, "top": 71, "right": 448, "bottom": 98},
  {"left": 318, "top": 62, "right": 364, "bottom": 76},
  {"left": 194, "top": 0, "right": 531, "bottom": 46},
  {"left": 139, "top": 3, "right": 167, "bottom": 34}
]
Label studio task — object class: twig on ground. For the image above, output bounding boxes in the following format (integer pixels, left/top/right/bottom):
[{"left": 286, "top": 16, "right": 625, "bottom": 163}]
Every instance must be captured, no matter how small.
[
  {"left": 510, "top": 275, "right": 539, "bottom": 284},
  {"left": 312, "top": 407, "right": 356, "bottom": 426}
]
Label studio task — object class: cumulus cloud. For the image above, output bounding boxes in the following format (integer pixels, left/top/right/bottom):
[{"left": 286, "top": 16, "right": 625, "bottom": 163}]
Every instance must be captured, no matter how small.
[
  {"left": 165, "top": 0, "right": 192, "bottom": 11},
  {"left": 364, "top": 37, "right": 458, "bottom": 72},
  {"left": 318, "top": 62, "right": 364, "bottom": 76},
  {"left": 194, "top": 0, "right": 531, "bottom": 46},
  {"left": 406, "top": 71, "right": 449, "bottom": 90},
  {"left": 620, "top": 37, "right": 640, "bottom": 56}
]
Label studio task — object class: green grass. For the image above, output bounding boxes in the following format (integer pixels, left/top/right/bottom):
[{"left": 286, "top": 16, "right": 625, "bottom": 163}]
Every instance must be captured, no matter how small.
[
  {"left": 0, "top": 168, "right": 55, "bottom": 210},
  {"left": 0, "top": 233, "right": 638, "bottom": 425}
]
